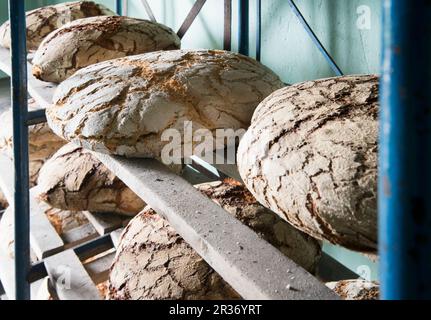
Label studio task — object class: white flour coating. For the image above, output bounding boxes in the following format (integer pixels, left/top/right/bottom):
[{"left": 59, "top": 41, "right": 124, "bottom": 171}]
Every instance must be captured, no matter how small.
[
  {"left": 0, "top": 1, "right": 115, "bottom": 51},
  {"left": 46, "top": 49, "right": 284, "bottom": 158},
  {"left": 238, "top": 75, "right": 378, "bottom": 252},
  {"left": 32, "top": 15, "right": 181, "bottom": 82}
]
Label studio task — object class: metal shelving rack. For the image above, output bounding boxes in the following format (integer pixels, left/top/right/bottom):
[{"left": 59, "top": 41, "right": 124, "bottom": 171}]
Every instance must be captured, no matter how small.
[{"left": 0, "top": 0, "right": 430, "bottom": 300}]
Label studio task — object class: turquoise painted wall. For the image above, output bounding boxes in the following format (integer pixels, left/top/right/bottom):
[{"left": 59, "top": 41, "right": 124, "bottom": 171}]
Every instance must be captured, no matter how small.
[
  {"left": 6, "top": 0, "right": 382, "bottom": 84},
  {"left": 125, "top": 0, "right": 382, "bottom": 84},
  {"left": 0, "top": 0, "right": 381, "bottom": 279}
]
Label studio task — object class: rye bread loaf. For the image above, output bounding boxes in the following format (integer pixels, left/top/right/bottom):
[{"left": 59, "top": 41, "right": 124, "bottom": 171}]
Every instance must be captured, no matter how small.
[
  {"left": 109, "top": 211, "right": 240, "bottom": 300},
  {"left": 0, "top": 1, "right": 115, "bottom": 52},
  {"left": 108, "top": 180, "right": 321, "bottom": 300},
  {"left": 0, "top": 99, "right": 66, "bottom": 161},
  {"left": 237, "top": 75, "right": 378, "bottom": 252},
  {"left": 326, "top": 280, "right": 379, "bottom": 300},
  {"left": 32, "top": 15, "right": 181, "bottom": 83},
  {"left": 46, "top": 49, "right": 284, "bottom": 159},
  {"left": 37, "top": 143, "right": 145, "bottom": 216}
]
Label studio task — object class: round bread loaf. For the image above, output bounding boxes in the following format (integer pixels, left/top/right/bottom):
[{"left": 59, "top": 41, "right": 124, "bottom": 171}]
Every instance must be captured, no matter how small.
[
  {"left": 32, "top": 15, "right": 181, "bottom": 83},
  {"left": 37, "top": 143, "right": 145, "bottom": 216},
  {"left": 0, "top": 1, "right": 115, "bottom": 51},
  {"left": 109, "top": 211, "right": 240, "bottom": 300},
  {"left": 108, "top": 180, "right": 322, "bottom": 300},
  {"left": 326, "top": 280, "right": 379, "bottom": 300},
  {"left": 0, "top": 99, "right": 66, "bottom": 161},
  {"left": 237, "top": 75, "right": 378, "bottom": 252},
  {"left": 46, "top": 49, "right": 284, "bottom": 158}
]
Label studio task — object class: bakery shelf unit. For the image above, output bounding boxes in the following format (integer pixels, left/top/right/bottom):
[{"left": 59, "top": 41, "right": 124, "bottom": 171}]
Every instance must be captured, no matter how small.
[{"left": 0, "top": 0, "right": 430, "bottom": 300}]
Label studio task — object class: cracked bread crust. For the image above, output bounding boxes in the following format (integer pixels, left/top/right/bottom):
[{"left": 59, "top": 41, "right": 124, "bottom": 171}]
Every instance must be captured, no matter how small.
[
  {"left": 46, "top": 49, "right": 284, "bottom": 158},
  {"left": 326, "top": 280, "right": 379, "bottom": 300},
  {"left": 108, "top": 180, "right": 322, "bottom": 300},
  {"left": 237, "top": 75, "right": 378, "bottom": 252},
  {"left": 37, "top": 143, "right": 145, "bottom": 216},
  {"left": 0, "top": 1, "right": 115, "bottom": 52},
  {"left": 108, "top": 211, "right": 241, "bottom": 300},
  {"left": 0, "top": 99, "right": 66, "bottom": 161},
  {"left": 32, "top": 15, "right": 181, "bottom": 83}
]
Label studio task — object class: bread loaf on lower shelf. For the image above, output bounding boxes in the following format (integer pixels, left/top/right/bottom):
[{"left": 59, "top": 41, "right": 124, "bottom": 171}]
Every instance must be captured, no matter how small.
[
  {"left": 237, "top": 74, "right": 378, "bottom": 252},
  {"left": 37, "top": 143, "right": 145, "bottom": 216},
  {"left": 108, "top": 180, "right": 322, "bottom": 300}
]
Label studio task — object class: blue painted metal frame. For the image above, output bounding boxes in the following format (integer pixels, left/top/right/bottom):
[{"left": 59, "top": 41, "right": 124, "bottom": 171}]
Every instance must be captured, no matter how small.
[
  {"left": 116, "top": 0, "right": 122, "bottom": 15},
  {"left": 238, "top": 0, "right": 249, "bottom": 56},
  {"left": 8, "top": 0, "right": 31, "bottom": 300},
  {"left": 255, "top": 0, "right": 261, "bottom": 61},
  {"left": 379, "top": 0, "right": 431, "bottom": 299}
]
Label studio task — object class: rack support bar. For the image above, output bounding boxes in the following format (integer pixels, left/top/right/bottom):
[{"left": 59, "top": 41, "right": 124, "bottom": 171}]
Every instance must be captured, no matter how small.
[
  {"left": 116, "top": 0, "right": 122, "bottom": 15},
  {"left": 287, "top": 0, "right": 343, "bottom": 76},
  {"left": 8, "top": 0, "right": 31, "bottom": 300},
  {"left": 238, "top": 0, "right": 249, "bottom": 56},
  {"left": 379, "top": 0, "right": 431, "bottom": 299}
]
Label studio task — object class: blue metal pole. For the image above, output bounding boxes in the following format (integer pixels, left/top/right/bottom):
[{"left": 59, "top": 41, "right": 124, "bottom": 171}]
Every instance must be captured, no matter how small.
[
  {"left": 379, "top": 0, "right": 431, "bottom": 299},
  {"left": 255, "top": 0, "right": 261, "bottom": 61},
  {"left": 238, "top": 0, "right": 249, "bottom": 56},
  {"left": 8, "top": 0, "right": 30, "bottom": 300},
  {"left": 287, "top": 0, "right": 343, "bottom": 76},
  {"left": 116, "top": 0, "right": 122, "bottom": 15}
]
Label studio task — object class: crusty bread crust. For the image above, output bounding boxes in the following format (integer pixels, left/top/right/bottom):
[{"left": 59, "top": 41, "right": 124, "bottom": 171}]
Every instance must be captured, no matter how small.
[
  {"left": 0, "top": 1, "right": 115, "bottom": 51},
  {"left": 238, "top": 75, "right": 378, "bottom": 252}
]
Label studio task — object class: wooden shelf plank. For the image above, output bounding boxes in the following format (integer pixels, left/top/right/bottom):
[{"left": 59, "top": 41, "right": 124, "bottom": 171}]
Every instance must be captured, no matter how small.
[
  {"left": 0, "top": 206, "right": 57, "bottom": 300},
  {"left": 110, "top": 228, "right": 124, "bottom": 249},
  {"left": 0, "top": 154, "right": 64, "bottom": 259},
  {"left": 62, "top": 223, "right": 98, "bottom": 247},
  {"left": 29, "top": 189, "right": 65, "bottom": 259},
  {"left": 83, "top": 251, "right": 115, "bottom": 285},
  {"left": 44, "top": 249, "right": 100, "bottom": 300},
  {"left": 0, "top": 152, "right": 14, "bottom": 204},
  {"left": 83, "top": 212, "right": 124, "bottom": 236}
]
